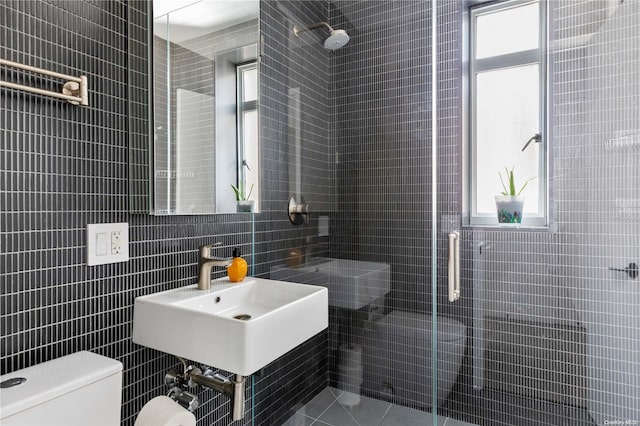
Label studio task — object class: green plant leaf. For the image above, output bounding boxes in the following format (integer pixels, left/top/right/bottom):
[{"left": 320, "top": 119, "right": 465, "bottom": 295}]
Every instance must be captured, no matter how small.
[
  {"left": 498, "top": 171, "right": 509, "bottom": 195},
  {"left": 516, "top": 176, "right": 537, "bottom": 196},
  {"left": 231, "top": 184, "right": 242, "bottom": 201},
  {"left": 498, "top": 165, "right": 536, "bottom": 196},
  {"left": 231, "top": 183, "right": 254, "bottom": 201},
  {"left": 508, "top": 166, "right": 516, "bottom": 196}
]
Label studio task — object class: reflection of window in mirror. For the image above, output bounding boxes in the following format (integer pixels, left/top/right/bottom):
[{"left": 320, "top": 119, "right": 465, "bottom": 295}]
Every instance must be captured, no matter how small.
[{"left": 237, "top": 62, "right": 259, "bottom": 211}]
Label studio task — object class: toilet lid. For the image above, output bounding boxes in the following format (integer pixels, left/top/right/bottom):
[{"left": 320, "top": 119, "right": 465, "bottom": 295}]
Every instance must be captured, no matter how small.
[
  {"left": 0, "top": 351, "right": 122, "bottom": 419},
  {"left": 378, "top": 310, "right": 467, "bottom": 342}
]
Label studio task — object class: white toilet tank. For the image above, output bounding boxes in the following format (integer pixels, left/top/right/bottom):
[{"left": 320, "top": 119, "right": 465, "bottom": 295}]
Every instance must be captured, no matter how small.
[{"left": 0, "top": 351, "right": 122, "bottom": 426}]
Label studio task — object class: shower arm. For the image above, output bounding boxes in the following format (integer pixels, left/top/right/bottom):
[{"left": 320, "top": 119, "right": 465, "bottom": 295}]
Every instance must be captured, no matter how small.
[{"left": 293, "top": 22, "right": 334, "bottom": 37}]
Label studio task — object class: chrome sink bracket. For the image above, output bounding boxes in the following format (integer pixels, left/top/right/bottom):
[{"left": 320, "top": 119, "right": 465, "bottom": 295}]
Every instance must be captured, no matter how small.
[
  {"left": 288, "top": 195, "right": 310, "bottom": 225},
  {"left": 231, "top": 375, "right": 246, "bottom": 421}
]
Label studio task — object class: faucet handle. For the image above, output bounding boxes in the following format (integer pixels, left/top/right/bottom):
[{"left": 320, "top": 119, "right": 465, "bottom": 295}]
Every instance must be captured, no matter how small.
[{"left": 199, "top": 242, "right": 223, "bottom": 258}]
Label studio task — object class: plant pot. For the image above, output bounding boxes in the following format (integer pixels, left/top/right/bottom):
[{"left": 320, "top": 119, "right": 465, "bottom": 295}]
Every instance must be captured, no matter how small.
[
  {"left": 236, "top": 200, "right": 255, "bottom": 213},
  {"left": 495, "top": 195, "right": 525, "bottom": 226}
]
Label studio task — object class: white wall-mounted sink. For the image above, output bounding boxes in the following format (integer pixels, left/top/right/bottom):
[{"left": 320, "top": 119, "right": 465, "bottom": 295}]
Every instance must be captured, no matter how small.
[
  {"left": 270, "top": 257, "right": 390, "bottom": 310},
  {"left": 132, "top": 277, "right": 328, "bottom": 376}
]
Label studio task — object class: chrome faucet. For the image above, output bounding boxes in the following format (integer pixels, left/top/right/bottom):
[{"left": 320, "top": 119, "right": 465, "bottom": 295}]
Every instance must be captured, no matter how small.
[{"left": 198, "top": 243, "right": 232, "bottom": 290}]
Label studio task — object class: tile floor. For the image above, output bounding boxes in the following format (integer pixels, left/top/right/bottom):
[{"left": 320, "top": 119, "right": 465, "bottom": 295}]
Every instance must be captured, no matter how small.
[{"left": 281, "top": 387, "right": 475, "bottom": 426}]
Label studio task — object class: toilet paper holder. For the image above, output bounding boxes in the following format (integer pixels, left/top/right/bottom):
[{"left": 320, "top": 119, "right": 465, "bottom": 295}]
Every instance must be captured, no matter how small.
[
  {"left": 164, "top": 359, "right": 246, "bottom": 421},
  {"left": 166, "top": 387, "right": 199, "bottom": 412}
]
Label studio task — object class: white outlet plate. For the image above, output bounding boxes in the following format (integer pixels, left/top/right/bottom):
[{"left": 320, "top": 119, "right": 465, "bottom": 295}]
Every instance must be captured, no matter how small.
[
  {"left": 111, "top": 231, "right": 122, "bottom": 254},
  {"left": 87, "top": 223, "right": 129, "bottom": 266}
]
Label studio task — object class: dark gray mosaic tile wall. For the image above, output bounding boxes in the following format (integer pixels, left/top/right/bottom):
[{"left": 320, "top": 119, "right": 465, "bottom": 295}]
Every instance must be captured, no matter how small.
[
  {"left": 254, "top": 0, "right": 333, "bottom": 275},
  {"left": 1, "top": 1, "right": 327, "bottom": 425},
  {"left": 325, "top": 2, "right": 437, "bottom": 411},
  {"left": 330, "top": 0, "right": 433, "bottom": 308}
]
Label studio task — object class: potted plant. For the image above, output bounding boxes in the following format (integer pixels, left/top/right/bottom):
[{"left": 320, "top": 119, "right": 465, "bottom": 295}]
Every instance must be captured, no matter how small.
[
  {"left": 495, "top": 166, "right": 535, "bottom": 226},
  {"left": 231, "top": 183, "right": 255, "bottom": 213}
]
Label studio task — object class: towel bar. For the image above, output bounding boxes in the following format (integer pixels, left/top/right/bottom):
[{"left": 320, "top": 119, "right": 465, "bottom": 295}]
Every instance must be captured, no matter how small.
[{"left": 0, "top": 58, "right": 88, "bottom": 106}]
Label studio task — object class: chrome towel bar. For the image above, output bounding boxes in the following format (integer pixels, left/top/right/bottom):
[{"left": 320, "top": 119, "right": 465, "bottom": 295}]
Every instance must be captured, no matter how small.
[{"left": 0, "top": 58, "right": 88, "bottom": 106}]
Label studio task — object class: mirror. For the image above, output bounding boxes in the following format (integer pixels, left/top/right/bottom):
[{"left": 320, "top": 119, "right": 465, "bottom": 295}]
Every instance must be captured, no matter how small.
[{"left": 151, "top": 0, "right": 260, "bottom": 215}]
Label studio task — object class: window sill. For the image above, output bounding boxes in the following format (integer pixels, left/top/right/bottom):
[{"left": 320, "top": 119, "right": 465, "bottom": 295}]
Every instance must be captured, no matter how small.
[{"left": 463, "top": 224, "right": 550, "bottom": 231}]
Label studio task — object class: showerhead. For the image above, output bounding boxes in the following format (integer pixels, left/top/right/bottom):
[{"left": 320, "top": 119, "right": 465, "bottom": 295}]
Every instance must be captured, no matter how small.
[
  {"left": 324, "top": 29, "right": 350, "bottom": 50},
  {"left": 293, "top": 21, "right": 350, "bottom": 50}
]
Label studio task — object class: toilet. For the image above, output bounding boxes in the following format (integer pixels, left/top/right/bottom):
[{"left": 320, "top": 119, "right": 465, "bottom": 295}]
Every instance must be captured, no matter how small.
[
  {"left": 363, "top": 310, "right": 467, "bottom": 408},
  {"left": 0, "top": 351, "right": 122, "bottom": 426}
]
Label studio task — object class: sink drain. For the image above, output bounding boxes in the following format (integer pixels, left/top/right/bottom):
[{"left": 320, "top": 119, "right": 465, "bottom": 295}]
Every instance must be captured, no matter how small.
[{"left": 233, "top": 314, "right": 252, "bottom": 321}]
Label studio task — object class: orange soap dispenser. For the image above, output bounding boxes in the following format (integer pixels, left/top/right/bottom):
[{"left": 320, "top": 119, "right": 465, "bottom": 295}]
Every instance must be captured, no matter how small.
[{"left": 227, "top": 247, "right": 248, "bottom": 283}]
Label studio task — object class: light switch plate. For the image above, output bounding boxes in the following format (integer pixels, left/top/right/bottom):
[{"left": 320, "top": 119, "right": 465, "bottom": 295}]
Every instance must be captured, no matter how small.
[
  {"left": 96, "top": 233, "right": 108, "bottom": 256},
  {"left": 87, "top": 223, "right": 129, "bottom": 266}
]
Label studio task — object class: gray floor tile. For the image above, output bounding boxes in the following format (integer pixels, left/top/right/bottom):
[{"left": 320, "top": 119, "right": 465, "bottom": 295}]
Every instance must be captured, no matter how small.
[
  {"left": 281, "top": 412, "right": 316, "bottom": 426},
  {"left": 298, "top": 387, "right": 457, "bottom": 426},
  {"left": 444, "top": 418, "right": 475, "bottom": 426},
  {"left": 379, "top": 404, "right": 443, "bottom": 426},
  {"left": 327, "top": 387, "right": 344, "bottom": 399},
  {"left": 338, "top": 393, "right": 392, "bottom": 426},
  {"left": 299, "top": 388, "right": 338, "bottom": 419},
  {"left": 317, "top": 401, "right": 360, "bottom": 426}
]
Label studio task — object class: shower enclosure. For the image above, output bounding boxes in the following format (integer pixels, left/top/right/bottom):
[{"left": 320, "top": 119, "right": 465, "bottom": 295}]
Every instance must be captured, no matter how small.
[
  {"left": 434, "top": 1, "right": 639, "bottom": 424},
  {"left": 255, "top": 0, "right": 639, "bottom": 425}
]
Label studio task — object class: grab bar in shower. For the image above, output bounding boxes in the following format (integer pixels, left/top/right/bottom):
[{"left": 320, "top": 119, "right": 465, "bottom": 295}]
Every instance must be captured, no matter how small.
[
  {"left": 0, "top": 59, "right": 88, "bottom": 106},
  {"left": 448, "top": 231, "right": 460, "bottom": 302}
]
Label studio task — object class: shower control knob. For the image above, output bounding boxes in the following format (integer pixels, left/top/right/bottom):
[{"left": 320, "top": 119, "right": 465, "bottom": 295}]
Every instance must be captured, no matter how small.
[
  {"left": 608, "top": 262, "right": 638, "bottom": 279},
  {"left": 288, "top": 195, "right": 310, "bottom": 225}
]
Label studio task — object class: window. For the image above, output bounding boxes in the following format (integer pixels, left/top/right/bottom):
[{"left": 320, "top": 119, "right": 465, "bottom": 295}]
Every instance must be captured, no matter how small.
[
  {"left": 467, "top": 0, "right": 547, "bottom": 227},
  {"left": 236, "top": 61, "right": 259, "bottom": 209}
]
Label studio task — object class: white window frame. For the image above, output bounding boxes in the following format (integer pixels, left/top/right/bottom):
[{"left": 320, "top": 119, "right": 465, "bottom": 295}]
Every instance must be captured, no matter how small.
[
  {"left": 466, "top": 0, "right": 548, "bottom": 228},
  {"left": 236, "top": 61, "right": 258, "bottom": 193}
]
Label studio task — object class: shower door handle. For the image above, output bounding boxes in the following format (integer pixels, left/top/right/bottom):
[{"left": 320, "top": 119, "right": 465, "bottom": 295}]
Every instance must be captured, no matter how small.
[{"left": 448, "top": 231, "right": 460, "bottom": 302}]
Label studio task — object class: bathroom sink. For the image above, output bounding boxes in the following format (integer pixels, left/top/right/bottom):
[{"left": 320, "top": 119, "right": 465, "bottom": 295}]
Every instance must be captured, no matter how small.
[
  {"left": 132, "top": 277, "right": 328, "bottom": 376},
  {"left": 270, "top": 257, "right": 390, "bottom": 310}
]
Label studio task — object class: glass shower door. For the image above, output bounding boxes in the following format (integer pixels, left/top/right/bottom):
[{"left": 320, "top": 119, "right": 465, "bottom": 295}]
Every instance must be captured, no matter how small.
[
  {"left": 262, "top": 0, "right": 442, "bottom": 424},
  {"left": 434, "top": 1, "right": 640, "bottom": 425}
]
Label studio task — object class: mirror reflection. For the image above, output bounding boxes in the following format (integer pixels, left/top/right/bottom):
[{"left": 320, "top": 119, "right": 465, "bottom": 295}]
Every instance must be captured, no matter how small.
[{"left": 152, "top": 0, "right": 260, "bottom": 215}]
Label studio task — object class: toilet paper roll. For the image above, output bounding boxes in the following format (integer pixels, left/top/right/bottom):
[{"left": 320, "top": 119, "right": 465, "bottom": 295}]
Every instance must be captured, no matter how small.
[
  {"left": 338, "top": 364, "right": 363, "bottom": 386},
  {"left": 337, "top": 363, "right": 363, "bottom": 397},
  {"left": 338, "top": 343, "right": 362, "bottom": 369},
  {"left": 135, "top": 396, "right": 196, "bottom": 426}
]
